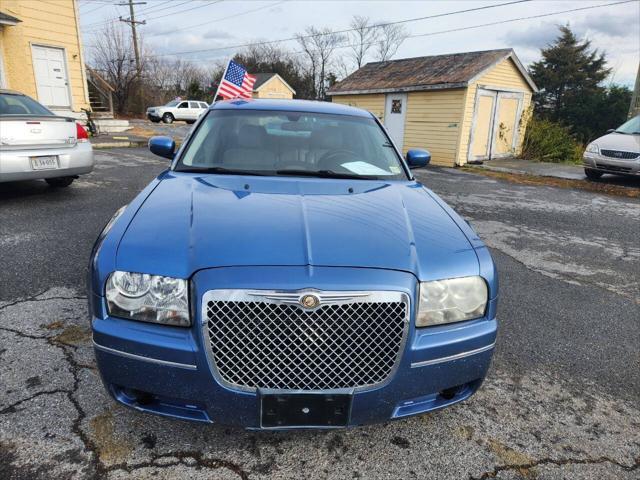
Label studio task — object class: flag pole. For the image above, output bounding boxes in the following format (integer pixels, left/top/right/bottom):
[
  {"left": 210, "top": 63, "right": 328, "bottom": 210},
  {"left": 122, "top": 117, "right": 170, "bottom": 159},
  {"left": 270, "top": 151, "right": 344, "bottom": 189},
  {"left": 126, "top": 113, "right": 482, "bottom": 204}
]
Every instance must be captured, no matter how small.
[{"left": 214, "top": 59, "right": 231, "bottom": 102}]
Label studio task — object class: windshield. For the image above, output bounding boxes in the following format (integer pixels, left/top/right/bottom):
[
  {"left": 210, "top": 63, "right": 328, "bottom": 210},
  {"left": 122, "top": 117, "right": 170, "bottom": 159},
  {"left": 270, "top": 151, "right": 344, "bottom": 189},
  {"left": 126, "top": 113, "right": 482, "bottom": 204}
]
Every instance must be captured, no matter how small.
[
  {"left": 615, "top": 115, "right": 640, "bottom": 134},
  {"left": 165, "top": 100, "right": 180, "bottom": 107},
  {"left": 0, "top": 93, "right": 53, "bottom": 116},
  {"left": 176, "top": 109, "right": 408, "bottom": 180}
]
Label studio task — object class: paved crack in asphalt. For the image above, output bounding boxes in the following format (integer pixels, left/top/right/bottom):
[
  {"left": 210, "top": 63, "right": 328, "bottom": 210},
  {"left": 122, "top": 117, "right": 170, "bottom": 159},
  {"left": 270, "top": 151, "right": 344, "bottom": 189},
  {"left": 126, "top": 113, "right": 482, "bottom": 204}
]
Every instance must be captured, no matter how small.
[
  {"left": 1, "top": 287, "right": 639, "bottom": 480},
  {"left": 469, "top": 454, "right": 640, "bottom": 479}
]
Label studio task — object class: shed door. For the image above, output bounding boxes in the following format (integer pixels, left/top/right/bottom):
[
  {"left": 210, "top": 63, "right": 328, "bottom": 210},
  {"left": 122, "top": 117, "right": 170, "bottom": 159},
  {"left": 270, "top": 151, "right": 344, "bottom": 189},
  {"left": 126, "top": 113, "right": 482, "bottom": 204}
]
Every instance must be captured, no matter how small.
[
  {"left": 31, "top": 45, "right": 71, "bottom": 109},
  {"left": 491, "top": 92, "right": 523, "bottom": 157},
  {"left": 469, "top": 89, "right": 497, "bottom": 161},
  {"left": 384, "top": 93, "right": 407, "bottom": 152},
  {"left": 469, "top": 89, "right": 523, "bottom": 161}
]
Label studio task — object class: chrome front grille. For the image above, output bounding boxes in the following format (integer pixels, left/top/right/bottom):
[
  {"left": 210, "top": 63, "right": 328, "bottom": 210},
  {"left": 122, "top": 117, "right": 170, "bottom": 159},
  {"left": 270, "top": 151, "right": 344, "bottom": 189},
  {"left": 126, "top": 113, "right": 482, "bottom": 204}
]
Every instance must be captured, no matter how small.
[
  {"left": 203, "top": 290, "right": 409, "bottom": 391},
  {"left": 600, "top": 149, "right": 639, "bottom": 160}
]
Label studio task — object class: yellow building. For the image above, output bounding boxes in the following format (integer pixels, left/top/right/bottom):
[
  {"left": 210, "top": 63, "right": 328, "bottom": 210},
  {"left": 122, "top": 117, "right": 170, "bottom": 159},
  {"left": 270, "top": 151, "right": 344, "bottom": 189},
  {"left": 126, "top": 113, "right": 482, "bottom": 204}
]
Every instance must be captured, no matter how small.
[
  {"left": 251, "top": 73, "right": 295, "bottom": 99},
  {"left": 0, "top": 0, "right": 89, "bottom": 114},
  {"left": 328, "top": 49, "right": 538, "bottom": 167}
]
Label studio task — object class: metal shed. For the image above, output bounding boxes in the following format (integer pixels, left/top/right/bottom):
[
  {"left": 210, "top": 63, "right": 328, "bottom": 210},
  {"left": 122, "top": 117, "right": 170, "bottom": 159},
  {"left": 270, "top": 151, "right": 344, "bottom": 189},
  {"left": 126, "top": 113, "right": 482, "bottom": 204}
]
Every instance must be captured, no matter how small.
[{"left": 328, "top": 49, "right": 538, "bottom": 166}]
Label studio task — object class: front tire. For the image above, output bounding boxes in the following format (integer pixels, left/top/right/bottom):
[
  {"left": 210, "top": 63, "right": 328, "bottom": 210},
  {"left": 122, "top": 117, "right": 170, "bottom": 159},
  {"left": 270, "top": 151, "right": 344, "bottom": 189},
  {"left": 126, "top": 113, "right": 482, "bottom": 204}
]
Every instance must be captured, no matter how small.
[
  {"left": 45, "top": 177, "right": 74, "bottom": 188},
  {"left": 186, "top": 120, "right": 195, "bottom": 125},
  {"left": 585, "top": 168, "right": 603, "bottom": 180},
  {"left": 162, "top": 113, "right": 174, "bottom": 124}
]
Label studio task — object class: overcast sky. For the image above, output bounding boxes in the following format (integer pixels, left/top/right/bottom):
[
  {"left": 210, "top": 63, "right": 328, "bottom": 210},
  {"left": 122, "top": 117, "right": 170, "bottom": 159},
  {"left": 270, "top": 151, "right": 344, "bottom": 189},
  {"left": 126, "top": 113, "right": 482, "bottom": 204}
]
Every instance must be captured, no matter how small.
[{"left": 78, "top": 0, "right": 640, "bottom": 86}]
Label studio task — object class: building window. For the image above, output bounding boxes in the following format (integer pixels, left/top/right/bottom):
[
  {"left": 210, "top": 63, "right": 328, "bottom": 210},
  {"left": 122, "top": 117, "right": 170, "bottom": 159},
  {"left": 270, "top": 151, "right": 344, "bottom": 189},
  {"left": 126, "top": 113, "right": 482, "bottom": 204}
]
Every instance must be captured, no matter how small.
[{"left": 391, "top": 99, "right": 402, "bottom": 114}]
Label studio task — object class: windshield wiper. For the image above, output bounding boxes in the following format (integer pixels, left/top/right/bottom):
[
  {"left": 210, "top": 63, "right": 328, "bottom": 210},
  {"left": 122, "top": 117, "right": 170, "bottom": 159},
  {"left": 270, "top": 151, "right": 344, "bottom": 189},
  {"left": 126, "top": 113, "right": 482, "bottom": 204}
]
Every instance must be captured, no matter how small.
[
  {"left": 177, "top": 166, "right": 268, "bottom": 176},
  {"left": 275, "top": 169, "right": 379, "bottom": 180}
]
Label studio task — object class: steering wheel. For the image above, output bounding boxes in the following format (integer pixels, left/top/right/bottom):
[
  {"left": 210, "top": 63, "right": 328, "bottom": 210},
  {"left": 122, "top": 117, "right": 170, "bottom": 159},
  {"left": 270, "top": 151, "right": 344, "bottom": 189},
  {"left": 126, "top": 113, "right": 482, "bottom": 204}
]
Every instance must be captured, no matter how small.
[{"left": 317, "top": 149, "right": 358, "bottom": 171}]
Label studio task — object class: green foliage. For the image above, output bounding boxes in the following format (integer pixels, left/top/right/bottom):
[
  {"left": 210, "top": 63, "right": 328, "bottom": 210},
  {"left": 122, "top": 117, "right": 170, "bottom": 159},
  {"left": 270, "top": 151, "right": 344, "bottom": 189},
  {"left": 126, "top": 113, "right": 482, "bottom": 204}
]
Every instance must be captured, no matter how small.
[
  {"left": 185, "top": 80, "right": 204, "bottom": 101},
  {"left": 521, "top": 115, "right": 583, "bottom": 164},
  {"left": 529, "top": 25, "right": 631, "bottom": 143}
]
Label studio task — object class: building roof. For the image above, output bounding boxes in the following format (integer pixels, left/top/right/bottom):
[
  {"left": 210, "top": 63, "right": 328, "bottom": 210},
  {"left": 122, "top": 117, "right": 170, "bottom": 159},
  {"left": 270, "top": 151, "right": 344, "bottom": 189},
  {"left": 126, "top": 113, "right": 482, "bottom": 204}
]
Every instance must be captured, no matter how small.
[
  {"left": 251, "top": 73, "right": 296, "bottom": 94},
  {"left": 211, "top": 98, "right": 371, "bottom": 117},
  {"left": 0, "top": 11, "right": 22, "bottom": 26},
  {"left": 328, "top": 49, "right": 537, "bottom": 95}
]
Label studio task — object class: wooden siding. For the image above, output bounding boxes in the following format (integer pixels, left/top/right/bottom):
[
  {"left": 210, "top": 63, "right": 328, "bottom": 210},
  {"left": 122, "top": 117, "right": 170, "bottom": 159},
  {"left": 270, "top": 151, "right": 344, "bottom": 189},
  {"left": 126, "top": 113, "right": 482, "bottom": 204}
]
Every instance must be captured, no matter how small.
[
  {"left": 253, "top": 76, "right": 294, "bottom": 99},
  {"left": 332, "top": 94, "right": 385, "bottom": 121},
  {"left": 457, "top": 57, "right": 533, "bottom": 165},
  {"left": 402, "top": 89, "right": 466, "bottom": 166},
  {"left": 0, "top": 0, "right": 89, "bottom": 111}
]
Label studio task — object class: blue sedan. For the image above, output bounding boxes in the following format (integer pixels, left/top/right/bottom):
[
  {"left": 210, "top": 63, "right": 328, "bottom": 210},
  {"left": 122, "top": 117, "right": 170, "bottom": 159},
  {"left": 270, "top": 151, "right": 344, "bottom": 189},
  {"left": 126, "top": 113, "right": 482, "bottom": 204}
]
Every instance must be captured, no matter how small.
[{"left": 88, "top": 99, "right": 498, "bottom": 429}]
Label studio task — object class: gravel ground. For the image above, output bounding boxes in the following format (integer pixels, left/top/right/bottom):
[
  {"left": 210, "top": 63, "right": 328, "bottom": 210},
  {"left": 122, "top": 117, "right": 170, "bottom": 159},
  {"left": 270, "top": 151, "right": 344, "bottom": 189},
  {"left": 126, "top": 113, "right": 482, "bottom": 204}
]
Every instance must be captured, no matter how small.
[{"left": 1, "top": 148, "right": 638, "bottom": 479}]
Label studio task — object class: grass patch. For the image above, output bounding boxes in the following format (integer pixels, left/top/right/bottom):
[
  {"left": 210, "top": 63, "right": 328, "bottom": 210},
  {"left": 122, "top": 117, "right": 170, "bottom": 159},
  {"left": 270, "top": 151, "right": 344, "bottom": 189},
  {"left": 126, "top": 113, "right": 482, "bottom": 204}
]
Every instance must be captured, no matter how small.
[{"left": 461, "top": 166, "right": 639, "bottom": 199}]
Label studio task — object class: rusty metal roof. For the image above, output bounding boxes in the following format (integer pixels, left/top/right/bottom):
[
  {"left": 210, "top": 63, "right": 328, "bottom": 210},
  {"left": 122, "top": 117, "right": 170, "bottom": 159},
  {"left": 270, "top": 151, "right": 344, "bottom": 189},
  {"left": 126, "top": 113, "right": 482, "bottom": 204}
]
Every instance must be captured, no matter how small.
[{"left": 328, "top": 49, "right": 536, "bottom": 95}]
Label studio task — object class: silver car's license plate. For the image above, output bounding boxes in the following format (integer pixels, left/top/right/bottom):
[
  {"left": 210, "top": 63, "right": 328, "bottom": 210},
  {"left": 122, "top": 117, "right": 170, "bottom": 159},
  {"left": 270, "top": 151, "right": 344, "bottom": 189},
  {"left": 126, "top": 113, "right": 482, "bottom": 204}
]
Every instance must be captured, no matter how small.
[{"left": 31, "top": 156, "right": 59, "bottom": 170}]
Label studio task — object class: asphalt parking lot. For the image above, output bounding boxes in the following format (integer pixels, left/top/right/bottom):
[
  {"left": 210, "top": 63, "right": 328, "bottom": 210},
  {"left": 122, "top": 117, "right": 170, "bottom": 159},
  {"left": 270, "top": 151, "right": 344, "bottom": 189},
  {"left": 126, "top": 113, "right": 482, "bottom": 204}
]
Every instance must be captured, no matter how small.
[{"left": 1, "top": 147, "right": 639, "bottom": 480}]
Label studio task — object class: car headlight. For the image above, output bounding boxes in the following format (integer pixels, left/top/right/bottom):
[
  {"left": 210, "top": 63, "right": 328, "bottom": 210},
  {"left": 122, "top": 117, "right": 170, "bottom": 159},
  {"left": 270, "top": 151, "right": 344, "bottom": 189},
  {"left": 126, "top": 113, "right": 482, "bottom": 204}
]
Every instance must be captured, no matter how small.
[
  {"left": 585, "top": 143, "right": 600, "bottom": 154},
  {"left": 105, "top": 271, "right": 190, "bottom": 326},
  {"left": 416, "top": 276, "right": 488, "bottom": 327}
]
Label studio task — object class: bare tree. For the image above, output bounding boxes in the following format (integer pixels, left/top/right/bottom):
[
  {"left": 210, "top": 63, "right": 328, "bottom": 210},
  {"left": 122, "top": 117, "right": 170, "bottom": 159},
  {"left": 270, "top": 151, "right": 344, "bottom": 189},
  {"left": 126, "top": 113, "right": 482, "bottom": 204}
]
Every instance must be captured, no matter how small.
[
  {"left": 90, "top": 23, "right": 141, "bottom": 113},
  {"left": 348, "top": 15, "right": 378, "bottom": 69},
  {"left": 297, "top": 27, "right": 344, "bottom": 100},
  {"left": 375, "top": 23, "right": 408, "bottom": 62}
]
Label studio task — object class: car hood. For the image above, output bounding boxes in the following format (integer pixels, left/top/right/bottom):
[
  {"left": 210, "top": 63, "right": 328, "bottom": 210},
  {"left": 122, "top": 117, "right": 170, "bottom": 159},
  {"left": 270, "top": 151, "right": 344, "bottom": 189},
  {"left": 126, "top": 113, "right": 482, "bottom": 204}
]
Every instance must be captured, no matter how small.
[
  {"left": 594, "top": 132, "right": 640, "bottom": 152},
  {"left": 116, "top": 172, "right": 479, "bottom": 281}
]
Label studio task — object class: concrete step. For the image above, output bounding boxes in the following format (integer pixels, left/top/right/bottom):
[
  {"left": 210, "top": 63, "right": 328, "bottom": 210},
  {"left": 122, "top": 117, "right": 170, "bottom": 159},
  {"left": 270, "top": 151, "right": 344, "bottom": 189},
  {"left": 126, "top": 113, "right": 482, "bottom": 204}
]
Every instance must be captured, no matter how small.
[{"left": 94, "top": 118, "right": 131, "bottom": 133}]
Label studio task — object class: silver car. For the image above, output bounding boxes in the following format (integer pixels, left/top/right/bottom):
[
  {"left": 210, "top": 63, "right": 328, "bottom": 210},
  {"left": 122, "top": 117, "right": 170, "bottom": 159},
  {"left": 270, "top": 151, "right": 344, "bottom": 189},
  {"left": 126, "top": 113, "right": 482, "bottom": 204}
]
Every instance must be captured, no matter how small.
[
  {"left": 0, "top": 89, "right": 94, "bottom": 187},
  {"left": 146, "top": 99, "right": 208, "bottom": 124},
  {"left": 583, "top": 115, "right": 640, "bottom": 180}
]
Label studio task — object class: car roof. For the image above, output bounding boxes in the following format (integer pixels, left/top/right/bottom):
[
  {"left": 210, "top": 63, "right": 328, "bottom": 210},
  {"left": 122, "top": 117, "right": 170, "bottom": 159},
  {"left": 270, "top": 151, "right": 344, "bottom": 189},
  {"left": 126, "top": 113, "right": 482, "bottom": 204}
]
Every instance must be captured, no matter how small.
[
  {"left": 210, "top": 99, "right": 372, "bottom": 118},
  {"left": 0, "top": 89, "right": 25, "bottom": 95}
]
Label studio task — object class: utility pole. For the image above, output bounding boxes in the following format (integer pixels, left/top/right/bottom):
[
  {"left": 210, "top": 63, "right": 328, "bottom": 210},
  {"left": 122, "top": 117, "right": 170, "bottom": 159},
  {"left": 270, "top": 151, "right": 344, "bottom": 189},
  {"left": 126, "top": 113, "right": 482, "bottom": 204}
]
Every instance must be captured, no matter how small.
[
  {"left": 629, "top": 62, "right": 639, "bottom": 119},
  {"left": 119, "top": 0, "right": 146, "bottom": 113}
]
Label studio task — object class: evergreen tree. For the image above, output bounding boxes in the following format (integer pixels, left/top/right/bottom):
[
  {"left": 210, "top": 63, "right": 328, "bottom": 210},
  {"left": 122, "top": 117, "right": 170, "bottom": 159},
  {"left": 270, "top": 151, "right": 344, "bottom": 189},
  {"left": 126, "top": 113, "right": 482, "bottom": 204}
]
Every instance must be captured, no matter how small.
[{"left": 530, "top": 25, "right": 611, "bottom": 142}]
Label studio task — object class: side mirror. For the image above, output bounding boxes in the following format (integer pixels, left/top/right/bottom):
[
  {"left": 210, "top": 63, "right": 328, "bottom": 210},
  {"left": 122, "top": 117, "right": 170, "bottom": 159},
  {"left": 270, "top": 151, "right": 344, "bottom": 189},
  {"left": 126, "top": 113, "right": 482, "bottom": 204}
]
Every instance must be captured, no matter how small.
[
  {"left": 606, "top": 129, "right": 616, "bottom": 133},
  {"left": 149, "top": 136, "right": 175, "bottom": 160},
  {"left": 406, "top": 149, "right": 431, "bottom": 169}
]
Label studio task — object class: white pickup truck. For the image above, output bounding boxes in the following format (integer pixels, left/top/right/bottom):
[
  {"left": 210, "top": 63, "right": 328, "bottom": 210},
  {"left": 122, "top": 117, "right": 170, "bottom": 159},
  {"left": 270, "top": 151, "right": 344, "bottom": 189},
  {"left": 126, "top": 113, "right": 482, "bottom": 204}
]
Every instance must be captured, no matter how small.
[{"left": 146, "top": 100, "right": 208, "bottom": 124}]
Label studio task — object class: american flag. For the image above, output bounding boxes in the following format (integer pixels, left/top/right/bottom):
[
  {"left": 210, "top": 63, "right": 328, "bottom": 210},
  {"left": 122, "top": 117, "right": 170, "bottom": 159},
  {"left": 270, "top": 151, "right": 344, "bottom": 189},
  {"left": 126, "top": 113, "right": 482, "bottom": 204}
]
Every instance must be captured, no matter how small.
[{"left": 217, "top": 60, "right": 256, "bottom": 99}]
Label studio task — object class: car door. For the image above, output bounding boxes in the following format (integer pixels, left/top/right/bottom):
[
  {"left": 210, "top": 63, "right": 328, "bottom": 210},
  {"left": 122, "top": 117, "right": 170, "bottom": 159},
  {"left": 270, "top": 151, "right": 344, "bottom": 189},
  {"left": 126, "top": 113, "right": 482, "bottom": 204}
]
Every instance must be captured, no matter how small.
[
  {"left": 189, "top": 101, "right": 202, "bottom": 120},
  {"left": 175, "top": 101, "right": 189, "bottom": 120}
]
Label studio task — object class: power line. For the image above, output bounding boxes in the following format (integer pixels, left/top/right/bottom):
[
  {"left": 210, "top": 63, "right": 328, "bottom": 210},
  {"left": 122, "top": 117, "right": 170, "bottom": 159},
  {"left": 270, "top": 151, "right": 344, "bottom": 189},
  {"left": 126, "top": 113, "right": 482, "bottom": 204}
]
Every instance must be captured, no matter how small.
[
  {"left": 80, "top": 3, "right": 111, "bottom": 15},
  {"left": 81, "top": 0, "right": 223, "bottom": 28},
  {"left": 190, "top": 0, "right": 636, "bottom": 63},
  {"left": 148, "top": 0, "right": 532, "bottom": 58},
  {"left": 148, "top": 0, "right": 285, "bottom": 36},
  {"left": 142, "top": 0, "right": 224, "bottom": 21}
]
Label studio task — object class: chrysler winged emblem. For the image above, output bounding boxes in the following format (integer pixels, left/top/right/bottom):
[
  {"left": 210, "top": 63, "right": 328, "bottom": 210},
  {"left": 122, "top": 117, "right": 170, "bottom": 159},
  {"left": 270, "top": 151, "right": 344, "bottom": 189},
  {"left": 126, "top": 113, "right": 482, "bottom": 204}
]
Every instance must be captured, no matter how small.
[{"left": 300, "top": 294, "right": 320, "bottom": 309}]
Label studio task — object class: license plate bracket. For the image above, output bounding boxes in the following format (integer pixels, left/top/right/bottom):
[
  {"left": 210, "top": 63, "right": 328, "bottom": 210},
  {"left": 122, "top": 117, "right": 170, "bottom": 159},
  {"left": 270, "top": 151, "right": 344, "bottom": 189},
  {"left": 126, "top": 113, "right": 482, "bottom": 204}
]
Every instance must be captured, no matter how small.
[
  {"left": 30, "top": 155, "right": 59, "bottom": 170},
  {"left": 261, "top": 393, "right": 351, "bottom": 428}
]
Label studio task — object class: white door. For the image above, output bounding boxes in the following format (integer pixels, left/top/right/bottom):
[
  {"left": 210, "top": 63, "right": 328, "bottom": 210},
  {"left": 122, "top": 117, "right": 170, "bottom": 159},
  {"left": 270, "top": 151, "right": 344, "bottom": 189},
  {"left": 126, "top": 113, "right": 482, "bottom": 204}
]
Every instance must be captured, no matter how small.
[
  {"left": 31, "top": 45, "right": 71, "bottom": 109},
  {"left": 384, "top": 93, "right": 407, "bottom": 152},
  {"left": 189, "top": 101, "right": 203, "bottom": 120},
  {"left": 175, "top": 101, "right": 190, "bottom": 120}
]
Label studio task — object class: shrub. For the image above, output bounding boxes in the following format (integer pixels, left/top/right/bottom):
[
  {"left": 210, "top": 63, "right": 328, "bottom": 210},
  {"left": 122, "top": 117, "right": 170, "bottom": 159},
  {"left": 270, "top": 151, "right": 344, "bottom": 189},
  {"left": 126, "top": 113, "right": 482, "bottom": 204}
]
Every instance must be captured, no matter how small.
[{"left": 521, "top": 116, "right": 583, "bottom": 164}]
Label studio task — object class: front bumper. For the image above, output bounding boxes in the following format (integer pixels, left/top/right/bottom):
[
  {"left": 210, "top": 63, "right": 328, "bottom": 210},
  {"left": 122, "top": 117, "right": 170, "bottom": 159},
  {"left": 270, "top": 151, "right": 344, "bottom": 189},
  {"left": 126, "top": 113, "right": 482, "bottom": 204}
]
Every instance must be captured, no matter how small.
[
  {"left": 583, "top": 153, "right": 640, "bottom": 176},
  {"left": 91, "top": 266, "right": 497, "bottom": 428},
  {"left": 0, "top": 142, "right": 94, "bottom": 182}
]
